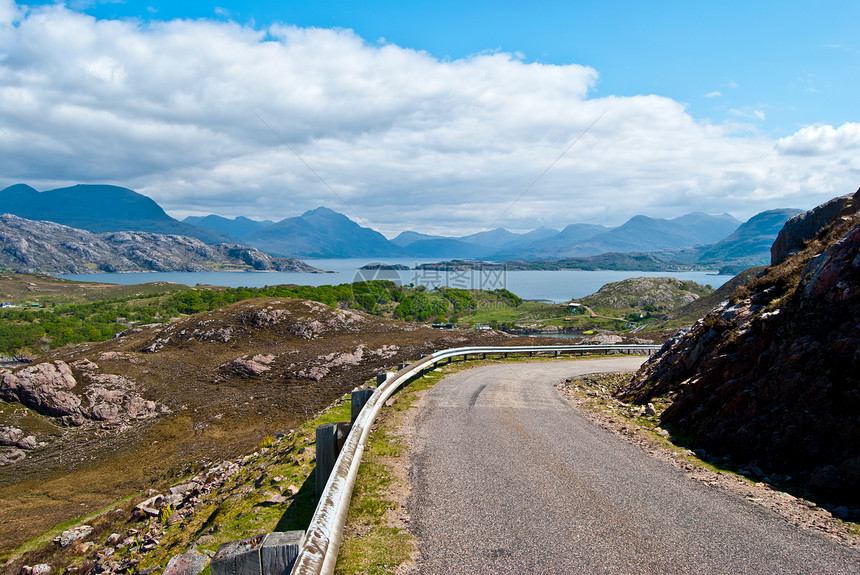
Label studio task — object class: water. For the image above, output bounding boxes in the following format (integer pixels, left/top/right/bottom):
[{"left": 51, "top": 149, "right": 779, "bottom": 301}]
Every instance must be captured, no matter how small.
[{"left": 58, "top": 258, "right": 733, "bottom": 302}]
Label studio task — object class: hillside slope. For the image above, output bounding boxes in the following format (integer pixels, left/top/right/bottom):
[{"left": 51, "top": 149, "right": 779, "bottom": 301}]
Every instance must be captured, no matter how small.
[
  {"left": 619, "top": 188, "right": 860, "bottom": 505},
  {"left": 0, "top": 299, "right": 535, "bottom": 556},
  {"left": 182, "top": 215, "right": 273, "bottom": 238},
  {"left": 0, "top": 215, "right": 319, "bottom": 274},
  {"left": 697, "top": 208, "right": 802, "bottom": 272}
]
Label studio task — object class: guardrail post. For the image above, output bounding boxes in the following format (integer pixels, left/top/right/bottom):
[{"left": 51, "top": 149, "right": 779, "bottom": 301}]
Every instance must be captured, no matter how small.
[
  {"left": 376, "top": 372, "right": 394, "bottom": 385},
  {"left": 212, "top": 531, "right": 304, "bottom": 575},
  {"left": 351, "top": 389, "right": 375, "bottom": 424},
  {"left": 315, "top": 422, "right": 352, "bottom": 496}
]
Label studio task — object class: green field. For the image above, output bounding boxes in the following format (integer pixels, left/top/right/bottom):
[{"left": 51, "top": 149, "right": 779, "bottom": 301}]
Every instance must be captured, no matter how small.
[{"left": 0, "top": 273, "right": 717, "bottom": 355}]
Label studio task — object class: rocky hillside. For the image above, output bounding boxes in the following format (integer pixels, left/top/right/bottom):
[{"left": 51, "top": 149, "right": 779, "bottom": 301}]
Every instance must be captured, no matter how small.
[
  {"left": 0, "top": 297, "right": 537, "bottom": 558},
  {"left": 0, "top": 215, "right": 321, "bottom": 274},
  {"left": 576, "top": 277, "right": 712, "bottom": 315},
  {"left": 620, "top": 188, "right": 860, "bottom": 505},
  {"left": 665, "top": 266, "right": 766, "bottom": 327}
]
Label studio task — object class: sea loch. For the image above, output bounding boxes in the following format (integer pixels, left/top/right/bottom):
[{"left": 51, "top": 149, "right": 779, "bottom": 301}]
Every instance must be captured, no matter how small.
[{"left": 59, "top": 258, "right": 733, "bottom": 302}]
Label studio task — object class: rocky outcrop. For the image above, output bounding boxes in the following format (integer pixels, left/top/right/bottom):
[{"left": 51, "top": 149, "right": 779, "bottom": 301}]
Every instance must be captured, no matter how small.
[
  {"left": 620, "top": 189, "right": 860, "bottom": 503},
  {"left": 227, "top": 354, "right": 276, "bottom": 377},
  {"left": 0, "top": 426, "right": 37, "bottom": 449},
  {"left": 0, "top": 361, "right": 81, "bottom": 419},
  {"left": 0, "top": 358, "right": 164, "bottom": 465},
  {"left": 576, "top": 276, "right": 712, "bottom": 316},
  {"left": 0, "top": 214, "right": 323, "bottom": 274},
  {"left": 770, "top": 190, "right": 857, "bottom": 265}
]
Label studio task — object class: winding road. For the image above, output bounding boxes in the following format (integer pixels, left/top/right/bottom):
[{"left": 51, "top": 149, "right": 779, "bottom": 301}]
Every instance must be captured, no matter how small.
[{"left": 408, "top": 359, "right": 860, "bottom": 574}]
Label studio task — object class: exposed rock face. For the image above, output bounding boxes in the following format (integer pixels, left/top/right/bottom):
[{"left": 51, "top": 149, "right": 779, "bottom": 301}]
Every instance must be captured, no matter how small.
[
  {"left": 620, "top": 189, "right": 860, "bottom": 503},
  {"left": 0, "top": 361, "right": 81, "bottom": 418},
  {"left": 228, "top": 354, "right": 276, "bottom": 377},
  {"left": 0, "top": 426, "right": 37, "bottom": 449},
  {"left": 0, "top": 357, "right": 162, "bottom": 463},
  {"left": 771, "top": 191, "right": 856, "bottom": 265},
  {"left": 0, "top": 214, "right": 322, "bottom": 274}
]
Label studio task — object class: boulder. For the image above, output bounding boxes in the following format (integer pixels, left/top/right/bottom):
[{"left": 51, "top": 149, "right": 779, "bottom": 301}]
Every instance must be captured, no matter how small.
[
  {"left": 0, "top": 361, "right": 82, "bottom": 418},
  {"left": 16, "top": 435, "right": 37, "bottom": 450},
  {"left": 163, "top": 550, "right": 210, "bottom": 575},
  {"left": 0, "top": 447, "right": 26, "bottom": 465},
  {"left": 0, "top": 426, "right": 23, "bottom": 446},
  {"left": 53, "top": 525, "right": 93, "bottom": 547}
]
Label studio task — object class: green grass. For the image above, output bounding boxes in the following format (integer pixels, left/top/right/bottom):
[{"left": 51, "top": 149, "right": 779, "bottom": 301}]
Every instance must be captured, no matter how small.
[
  {"left": 2, "top": 493, "right": 138, "bottom": 565},
  {"left": 335, "top": 370, "right": 440, "bottom": 575},
  {"left": 139, "top": 399, "right": 355, "bottom": 571}
]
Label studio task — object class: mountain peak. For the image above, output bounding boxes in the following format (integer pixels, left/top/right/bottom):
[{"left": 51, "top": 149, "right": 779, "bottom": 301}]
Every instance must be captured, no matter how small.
[
  {"left": 2, "top": 183, "right": 39, "bottom": 196},
  {"left": 301, "top": 206, "right": 341, "bottom": 217}
]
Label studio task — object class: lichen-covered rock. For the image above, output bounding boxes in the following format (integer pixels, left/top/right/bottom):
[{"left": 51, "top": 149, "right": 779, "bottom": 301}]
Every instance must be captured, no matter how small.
[
  {"left": 0, "top": 447, "right": 26, "bottom": 465},
  {"left": 229, "top": 355, "right": 274, "bottom": 376},
  {"left": 0, "top": 361, "right": 82, "bottom": 418},
  {"left": 771, "top": 189, "right": 857, "bottom": 265},
  {"left": 0, "top": 426, "right": 24, "bottom": 446},
  {"left": 0, "top": 360, "right": 159, "bottom": 429},
  {"left": 53, "top": 525, "right": 93, "bottom": 547},
  {"left": 9, "top": 430, "right": 38, "bottom": 450},
  {"left": 163, "top": 549, "right": 209, "bottom": 575}
]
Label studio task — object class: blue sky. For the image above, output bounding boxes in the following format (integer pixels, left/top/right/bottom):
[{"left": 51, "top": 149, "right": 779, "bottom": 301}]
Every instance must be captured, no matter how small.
[
  {"left": 2, "top": 0, "right": 858, "bottom": 235},
  {"left": 44, "top": 0, "right": 859, "bottom": 136}
]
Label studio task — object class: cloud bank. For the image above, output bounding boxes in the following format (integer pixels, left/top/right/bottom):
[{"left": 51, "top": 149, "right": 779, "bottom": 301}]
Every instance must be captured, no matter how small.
[{"left": 0, "top": 1, "right": 857, "bottom": 235}]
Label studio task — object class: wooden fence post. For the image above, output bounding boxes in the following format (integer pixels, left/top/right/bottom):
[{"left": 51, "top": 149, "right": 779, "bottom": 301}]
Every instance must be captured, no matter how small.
[
  {"left": 315, "top": 422, "right": 352, "bottom": 495},
  {"left": 351, "top": 389, "right": 375, "bottom": 424},
  {"left": 211, "top": 532, "right": 304, "bottom": 575}
]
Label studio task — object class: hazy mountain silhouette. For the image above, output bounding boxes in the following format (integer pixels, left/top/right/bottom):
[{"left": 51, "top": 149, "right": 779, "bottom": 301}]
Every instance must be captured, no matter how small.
[{"left": 0, "top": 184, "right": 235, "bottom": 245}]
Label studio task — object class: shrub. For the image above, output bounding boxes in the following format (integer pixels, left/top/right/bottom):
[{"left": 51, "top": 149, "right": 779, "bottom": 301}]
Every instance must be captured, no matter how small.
[{"left": 159, "top": 503, "right": 174, "bottom": 523}]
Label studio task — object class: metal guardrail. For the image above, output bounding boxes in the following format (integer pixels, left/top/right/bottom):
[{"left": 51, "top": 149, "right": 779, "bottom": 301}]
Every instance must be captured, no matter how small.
[{"left": 288, "top": 344, "right": 660, "bottom": 575}]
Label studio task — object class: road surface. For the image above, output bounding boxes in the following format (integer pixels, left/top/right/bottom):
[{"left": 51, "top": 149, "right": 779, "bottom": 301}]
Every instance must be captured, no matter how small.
[{"left": 408, "top": 359, "right": 860, "bottom": 574}]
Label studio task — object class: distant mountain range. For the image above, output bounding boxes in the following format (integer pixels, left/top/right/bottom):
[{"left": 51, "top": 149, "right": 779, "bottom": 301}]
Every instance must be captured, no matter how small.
[
  {"left": 0, "top": 183, "right": 804, "bottom": 271},
  {"left": 183, "top": 214, "right": 274, "bottom": 238},
  {"left": 240, "top": 207, "right": 396, "bottom": 258},
  {"left": 0, "top": 184, "right": 236, "bottom": 245}
]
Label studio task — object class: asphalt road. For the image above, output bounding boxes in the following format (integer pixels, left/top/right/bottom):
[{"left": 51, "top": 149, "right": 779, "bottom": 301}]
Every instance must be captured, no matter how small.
[{"left": 408, "top": 359, "right": 860, "bottom": 574}]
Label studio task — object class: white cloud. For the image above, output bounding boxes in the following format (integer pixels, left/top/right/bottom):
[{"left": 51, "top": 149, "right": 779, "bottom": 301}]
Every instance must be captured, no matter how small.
[
  {"left": 0, "top": 2, "right": 855, "bottom": 236},
  {"left": 775, "top": 123, "right": 860, "bottom": 156},
  {"left": 729, "top": 107, "right": 766, "bottom": 121},
  {"left": 704, "top": 91, "right": 722, "bottom": 98},
  {"left": 0, "top": 0, "right": 21, "bottom": 28}
]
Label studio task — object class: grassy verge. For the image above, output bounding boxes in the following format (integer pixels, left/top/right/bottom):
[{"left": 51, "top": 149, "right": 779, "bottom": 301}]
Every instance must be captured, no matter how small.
[{"left": 334, "top": 370, "right": 441, "bottom": 575}]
